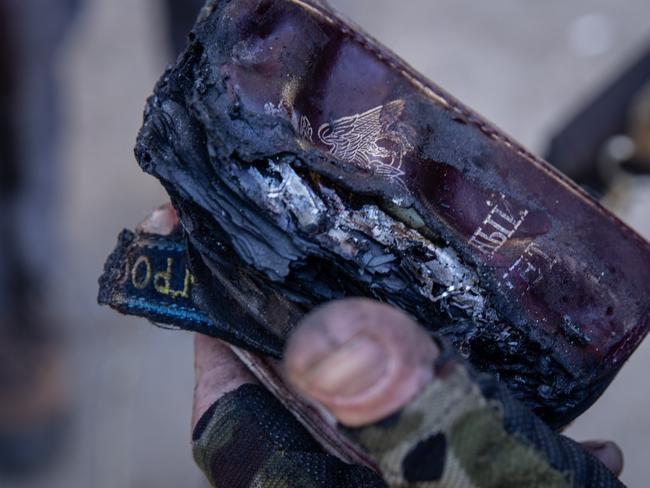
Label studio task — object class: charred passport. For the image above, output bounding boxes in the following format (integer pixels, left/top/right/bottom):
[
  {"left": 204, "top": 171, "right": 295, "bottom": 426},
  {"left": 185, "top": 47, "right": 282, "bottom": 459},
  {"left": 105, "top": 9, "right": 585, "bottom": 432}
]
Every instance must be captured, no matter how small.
[{"left": 99, "top": 0, "right": 650, "bottom": 432}]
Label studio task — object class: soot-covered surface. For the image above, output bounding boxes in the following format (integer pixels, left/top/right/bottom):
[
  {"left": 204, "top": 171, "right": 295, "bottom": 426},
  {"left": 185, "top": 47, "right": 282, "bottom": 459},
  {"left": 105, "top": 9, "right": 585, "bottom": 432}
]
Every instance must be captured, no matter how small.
[{"left": 131, "top": 0, "right": 650, "bottom": 428}]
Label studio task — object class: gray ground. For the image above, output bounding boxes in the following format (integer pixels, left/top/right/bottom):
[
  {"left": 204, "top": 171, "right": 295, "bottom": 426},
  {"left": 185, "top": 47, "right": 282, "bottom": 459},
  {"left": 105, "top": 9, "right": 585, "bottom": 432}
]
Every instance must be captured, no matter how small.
[{"left": 9, "top": 0, "right": 650, "bottom": 486}]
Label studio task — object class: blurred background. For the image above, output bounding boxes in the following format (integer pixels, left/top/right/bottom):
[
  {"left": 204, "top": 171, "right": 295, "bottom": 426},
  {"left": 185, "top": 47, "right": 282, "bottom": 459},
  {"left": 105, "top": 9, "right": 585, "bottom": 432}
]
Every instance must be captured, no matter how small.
[{"left": 0, "top": 0, "right": 648, "bottom": 486}]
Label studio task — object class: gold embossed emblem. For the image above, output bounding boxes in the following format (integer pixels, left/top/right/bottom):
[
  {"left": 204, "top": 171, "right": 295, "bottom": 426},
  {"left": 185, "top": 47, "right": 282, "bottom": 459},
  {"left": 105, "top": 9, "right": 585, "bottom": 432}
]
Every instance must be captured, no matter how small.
[{"left": 315, "top": 100, "right": 413, "bottom": 180}]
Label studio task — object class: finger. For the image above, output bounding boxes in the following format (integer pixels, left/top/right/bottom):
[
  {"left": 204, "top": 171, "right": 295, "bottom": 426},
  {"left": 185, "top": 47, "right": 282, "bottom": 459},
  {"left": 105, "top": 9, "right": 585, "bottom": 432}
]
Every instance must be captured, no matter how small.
[
  {"left": 581, "top": 440, "right": 624, "bottom": 477},
  {"left": 285, "top": 298, "right": 624, "bottom": 487},
  {"left": 285, "top": 297, "right": 438, "bottom": 426},
  {"left": 136, "top": 202, "right": 179, "bottom": 235},
  {"left": 191, "top": 334, "right": 257, "bottom": 430}
]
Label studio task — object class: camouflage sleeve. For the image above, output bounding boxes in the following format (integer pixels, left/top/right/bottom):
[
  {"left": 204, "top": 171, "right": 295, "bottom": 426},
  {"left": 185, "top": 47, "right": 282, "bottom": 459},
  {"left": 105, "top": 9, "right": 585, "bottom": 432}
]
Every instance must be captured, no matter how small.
[
  {"left": 344, "top": 344, "right": 625, "bottom": 488},
  {"left": 193, "top": 353, "right": 623, "bottom": 488},
  {"left": 192, "top": 383, "right": 386, "bottom": 488}
]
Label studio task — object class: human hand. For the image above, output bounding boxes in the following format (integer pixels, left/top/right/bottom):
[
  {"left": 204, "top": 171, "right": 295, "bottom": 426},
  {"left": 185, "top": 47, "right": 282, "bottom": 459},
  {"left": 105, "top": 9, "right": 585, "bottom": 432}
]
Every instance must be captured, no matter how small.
[
  {"left": 192, "top": 303, "right": 624, "bottom": 487},
  {"left": 143, "top": 204, "right": 624, "bottom": 487}
]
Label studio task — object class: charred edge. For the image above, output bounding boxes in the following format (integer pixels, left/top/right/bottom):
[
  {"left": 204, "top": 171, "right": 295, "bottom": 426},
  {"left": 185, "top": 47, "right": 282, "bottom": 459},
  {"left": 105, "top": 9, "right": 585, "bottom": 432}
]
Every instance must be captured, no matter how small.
[
  {"left": 216, "top": 150, "right": 580, "bottom": 424},
  {"left": 97, "top": 229, "right": 136, "bottom": 306},
  {"left": 132, "top": 10, "right": 591, "bottom": 425}
]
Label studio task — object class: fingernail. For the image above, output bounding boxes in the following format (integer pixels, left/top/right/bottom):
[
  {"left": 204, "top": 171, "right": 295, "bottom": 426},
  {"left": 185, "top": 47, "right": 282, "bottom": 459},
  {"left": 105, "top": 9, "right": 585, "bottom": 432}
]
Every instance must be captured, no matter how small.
[
  {"left": 137, "top": 203, "right": 178, "bottom": 235},
  {"left": 303, "top": 336, "right": 388, "bottom": 397}
]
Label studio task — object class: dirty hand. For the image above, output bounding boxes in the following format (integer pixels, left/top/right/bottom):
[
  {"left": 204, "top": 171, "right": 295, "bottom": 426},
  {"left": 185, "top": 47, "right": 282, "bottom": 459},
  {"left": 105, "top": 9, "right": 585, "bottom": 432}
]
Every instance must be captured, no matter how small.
[{"left": 143, "top": 204, "right": 623, "bottom": 488}]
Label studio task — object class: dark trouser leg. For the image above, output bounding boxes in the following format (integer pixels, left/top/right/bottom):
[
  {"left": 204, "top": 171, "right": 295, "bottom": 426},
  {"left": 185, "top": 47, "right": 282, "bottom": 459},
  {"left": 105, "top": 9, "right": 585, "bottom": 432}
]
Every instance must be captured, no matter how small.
[
  {"left": 0, "top": 0, "right": 79, "bottom": 477},
  {"left": 0, "top": 0, "right": 79, "bottom": 331},
  {"left": 0, "top": 1, "right": 21, "bottom": 325}
]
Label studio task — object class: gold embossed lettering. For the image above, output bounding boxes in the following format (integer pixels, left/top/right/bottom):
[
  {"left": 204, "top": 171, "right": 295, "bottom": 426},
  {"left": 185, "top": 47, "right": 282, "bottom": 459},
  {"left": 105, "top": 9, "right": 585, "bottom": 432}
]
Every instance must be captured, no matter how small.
[
  {"left": 468, "top": 197, "right": 529, "bottom": 256},
  {"left": 169, "top": 268, "right": 192, "bottom": 299},
  {"left": 154, "top": 258, "right": 173, "bottom": 295},
  {"left": 468, "top": 234, "right": 500, "bottom": 254},
  {"left": 153, "top": 257, "right": 193, "bottom": 299},
  {"left": 131, "top": 255, "right": 152, "bottom": 289}
]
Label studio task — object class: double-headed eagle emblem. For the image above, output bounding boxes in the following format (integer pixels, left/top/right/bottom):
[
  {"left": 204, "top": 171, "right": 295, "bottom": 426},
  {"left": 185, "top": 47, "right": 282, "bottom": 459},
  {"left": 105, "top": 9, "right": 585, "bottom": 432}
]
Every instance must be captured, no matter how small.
[{"left": 299, "top": 99, "right": 413, "bottom": 181}]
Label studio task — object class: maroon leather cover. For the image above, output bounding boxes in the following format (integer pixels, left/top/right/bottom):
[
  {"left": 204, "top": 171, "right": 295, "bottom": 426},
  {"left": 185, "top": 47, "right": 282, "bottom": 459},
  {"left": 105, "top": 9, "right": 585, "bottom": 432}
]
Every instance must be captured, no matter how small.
[{"left": 133, "top": 0, "right": 650, "bottom": 426}]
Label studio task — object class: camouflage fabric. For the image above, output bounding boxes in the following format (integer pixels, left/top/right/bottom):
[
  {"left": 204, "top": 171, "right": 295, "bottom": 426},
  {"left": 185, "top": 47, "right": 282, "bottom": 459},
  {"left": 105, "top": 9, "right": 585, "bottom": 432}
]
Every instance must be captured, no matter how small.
[
  {"left": 345, "top": 346, "right": 623, "bottom": 487},
  {"left": 193, "top": 355, "right": 623, "bottom": 488},
  {"left": 192, "top": 384, "right": 385, "bottom": 488},
  {"left": 345, "top": 361, "right": 571, "bottom": 487},
  {"left": 187, "top": 353, "right": 622, "bottom": 488},
  {"left": 477, "top": 377, "right": 623, "bottom": 488}
]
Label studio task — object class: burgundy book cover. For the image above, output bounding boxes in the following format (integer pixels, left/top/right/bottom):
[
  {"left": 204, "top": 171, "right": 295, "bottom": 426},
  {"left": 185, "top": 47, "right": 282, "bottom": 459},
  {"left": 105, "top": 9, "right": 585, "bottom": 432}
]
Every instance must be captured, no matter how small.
[{"left": 100, "top": 0, "right": 650, "bottom": 428}]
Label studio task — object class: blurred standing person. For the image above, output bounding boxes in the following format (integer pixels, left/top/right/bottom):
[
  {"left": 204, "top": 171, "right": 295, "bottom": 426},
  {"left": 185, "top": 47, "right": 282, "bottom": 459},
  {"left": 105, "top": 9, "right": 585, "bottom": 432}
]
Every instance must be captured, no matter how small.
[
  {"left": 0, "top": 0, "right": 206, "bottom": 477},
  {"left": 0, "top": 0, "right": 81, "bottom": 477}
]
